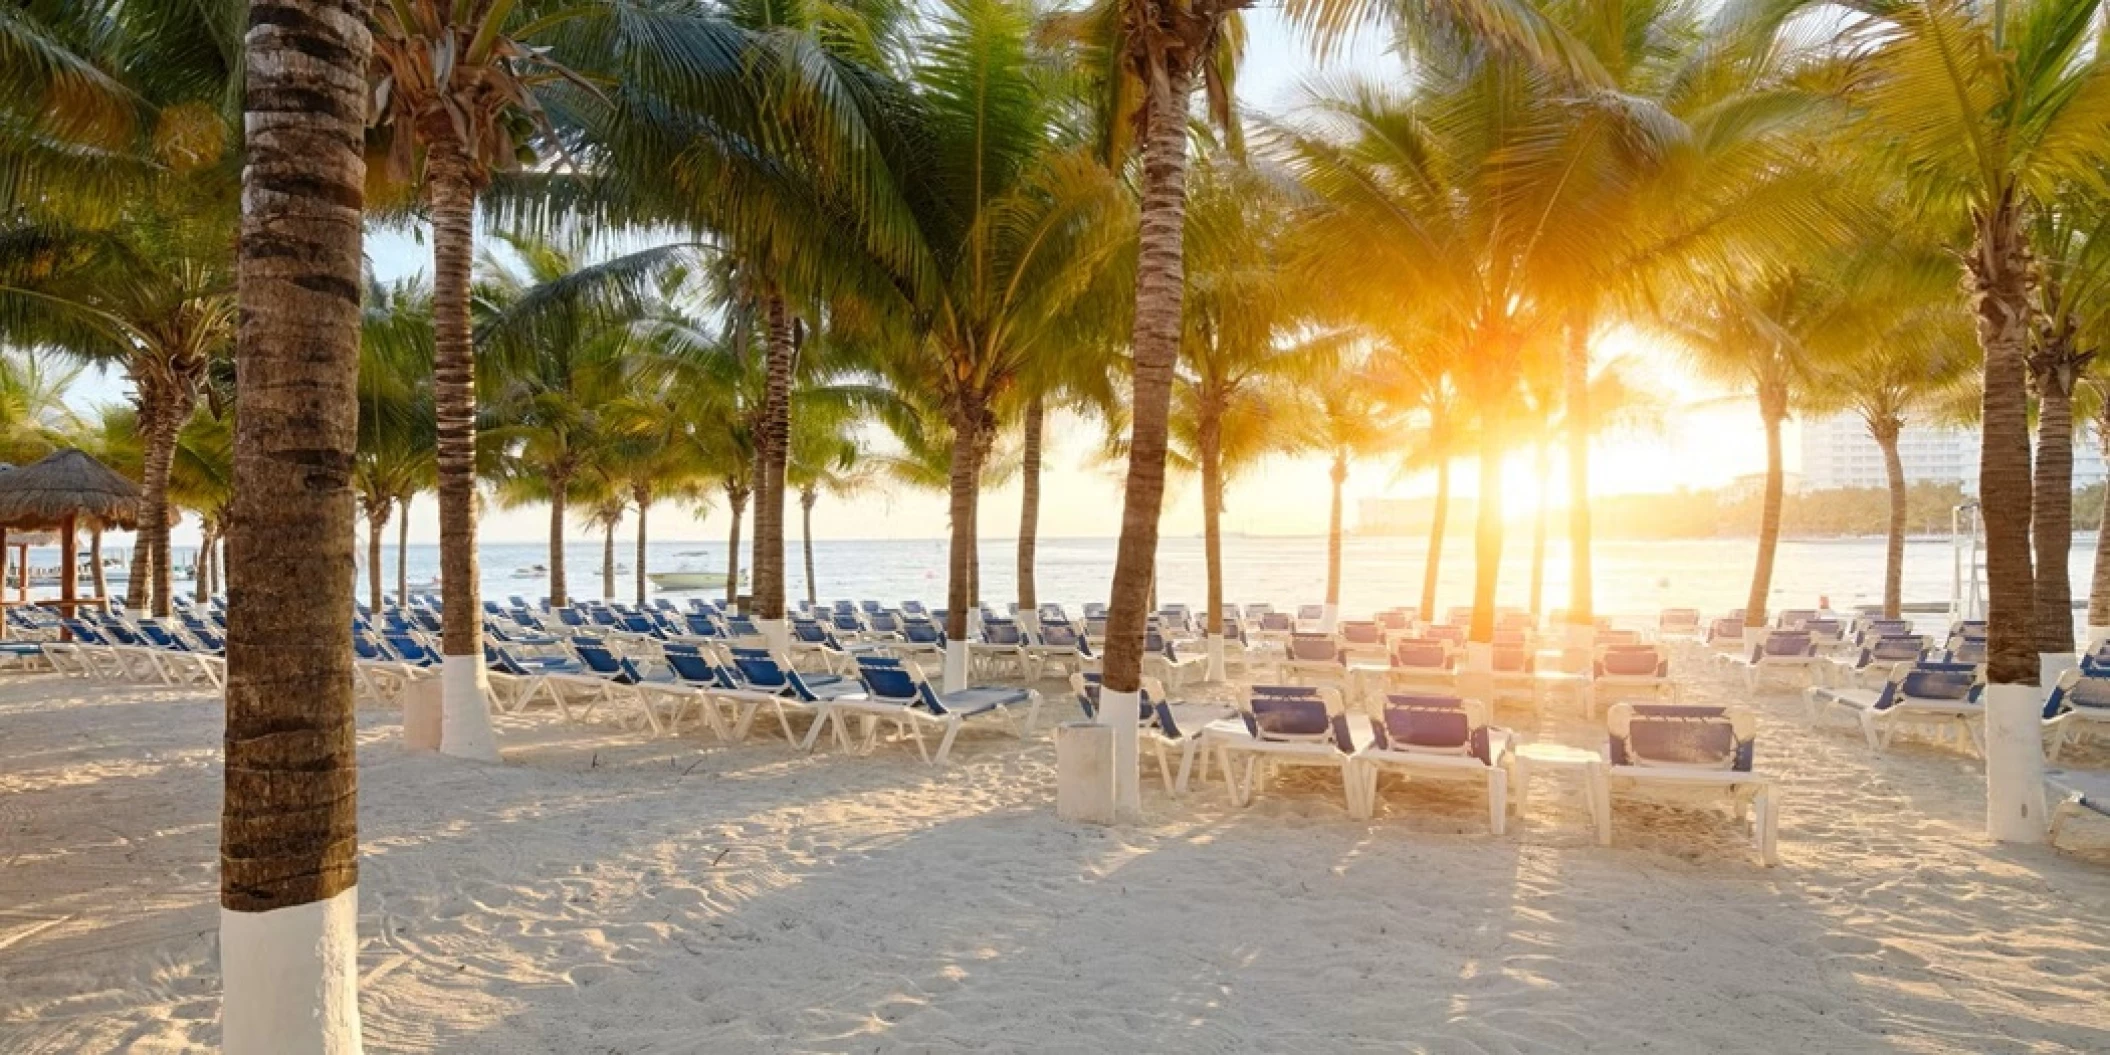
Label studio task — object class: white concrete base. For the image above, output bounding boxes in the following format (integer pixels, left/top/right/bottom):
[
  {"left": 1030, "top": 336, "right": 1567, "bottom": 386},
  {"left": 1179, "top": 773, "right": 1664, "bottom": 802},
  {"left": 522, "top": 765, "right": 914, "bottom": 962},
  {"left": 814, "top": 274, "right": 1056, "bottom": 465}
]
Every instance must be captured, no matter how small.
[
  {"left": 1107, "top": 687, "right": 1141, "bottom": 817},
  {"left": 1562, "top": 623, "right": 1596, "bottom": 674},
  {"left": 1319, "top": 603, "right": 1339, "bottom": 634},
  {"left": 1464, "top": 641, "right": 1493, "bottom": 674},
  {"left": 439, "top": 657, "right": 500, "bottom": 762},
  {"left": 2040, "top": 652, "right": 2079, "bottom": 691},
  {"left": 2087, "top": 625, "right": 2110, "bottom": 654},
  {"left": 1055, "top": 721, "right": 1116, "bottom": 825},
  {"left": 1983, "top": 682, "right": 2048, "bottom": 844},
  {"left": 943, "top": 638, "right": 970, "bottom": 694},
  {"left": 221, "top": 886, "right": 363, "bottom": 1055},
  {"left": 1017, "top": 611, "right": 1040, "bottom": 636},
  {"left": 400, "top": 674, "right": 441, "bottom": 752},
  {"left": 1205, "top": 634, "right": 1227, "bottom": 683},
  {"left": 755, "top": 617, "right": 789, "bottom": 655}
]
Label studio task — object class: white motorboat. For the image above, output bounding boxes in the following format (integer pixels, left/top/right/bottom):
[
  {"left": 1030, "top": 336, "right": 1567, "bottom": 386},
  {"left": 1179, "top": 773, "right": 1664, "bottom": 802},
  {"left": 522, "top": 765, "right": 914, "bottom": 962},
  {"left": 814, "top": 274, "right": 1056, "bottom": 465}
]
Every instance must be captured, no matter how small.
[{"left": 647, "top": 568, "right": 731, "bottom": 591}]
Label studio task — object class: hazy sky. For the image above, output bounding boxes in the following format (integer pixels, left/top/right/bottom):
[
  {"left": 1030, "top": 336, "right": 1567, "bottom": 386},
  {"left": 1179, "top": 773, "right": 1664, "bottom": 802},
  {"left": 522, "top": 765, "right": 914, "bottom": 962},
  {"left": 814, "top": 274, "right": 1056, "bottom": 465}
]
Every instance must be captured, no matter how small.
[{"left": 68, "top": 12, "right": 1774, "bottom": 546}]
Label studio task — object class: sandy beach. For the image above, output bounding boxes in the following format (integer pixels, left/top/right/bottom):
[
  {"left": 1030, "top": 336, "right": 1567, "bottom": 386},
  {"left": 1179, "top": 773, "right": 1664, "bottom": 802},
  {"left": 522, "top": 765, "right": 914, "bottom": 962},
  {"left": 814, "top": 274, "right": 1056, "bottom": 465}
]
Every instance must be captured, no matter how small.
[{"left": 3, "top": 666, "right": 2108, "bottom": 1053}]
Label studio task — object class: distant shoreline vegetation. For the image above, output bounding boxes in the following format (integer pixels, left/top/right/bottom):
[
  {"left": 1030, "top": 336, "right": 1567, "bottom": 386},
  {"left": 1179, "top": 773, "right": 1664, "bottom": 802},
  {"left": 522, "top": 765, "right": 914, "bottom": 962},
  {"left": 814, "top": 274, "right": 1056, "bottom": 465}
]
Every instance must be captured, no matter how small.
[{"left": 1356, "top": 483, "right": 2108, "bottom": 541}]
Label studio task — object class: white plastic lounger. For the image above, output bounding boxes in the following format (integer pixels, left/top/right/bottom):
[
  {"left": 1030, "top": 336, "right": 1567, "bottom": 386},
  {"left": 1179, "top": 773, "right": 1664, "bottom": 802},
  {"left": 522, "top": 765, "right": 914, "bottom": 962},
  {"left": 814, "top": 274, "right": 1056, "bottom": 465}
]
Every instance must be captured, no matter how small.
[
  {"left": 1351, "top": 694, "right": 1518, "bottom": 831},
  {"left": 1209, "top": 685, "right": 1363, "bottom": 814},
  {"left": 2041, "top": 668, "right": 2110, "bottom": 761},
  {"left": 1588, "top": 645, "right": 1675, "bottom": 718},
  {"left": 1806, "top": 662, "right": 1984, "bottom": 754},
  {"left": 804, "top": 657, "right": 1041, "bottom": 764},
  {"left": 1069, "top": 673, "right": 1229, "bottom": 794},
  {"left": 1596, "top": 703, "right": 1779, "bottom": 866},
  {"left": 2046, "top": 769, "right": 2110, "bottom": 846}
]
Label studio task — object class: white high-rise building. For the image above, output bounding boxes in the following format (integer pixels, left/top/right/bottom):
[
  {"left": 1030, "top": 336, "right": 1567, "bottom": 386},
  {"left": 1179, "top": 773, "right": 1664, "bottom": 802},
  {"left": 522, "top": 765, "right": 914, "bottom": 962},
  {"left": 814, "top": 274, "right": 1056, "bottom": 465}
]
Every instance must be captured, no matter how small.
[{"left": 1799, "top": 412, "right": 2106, "bottom": 493}]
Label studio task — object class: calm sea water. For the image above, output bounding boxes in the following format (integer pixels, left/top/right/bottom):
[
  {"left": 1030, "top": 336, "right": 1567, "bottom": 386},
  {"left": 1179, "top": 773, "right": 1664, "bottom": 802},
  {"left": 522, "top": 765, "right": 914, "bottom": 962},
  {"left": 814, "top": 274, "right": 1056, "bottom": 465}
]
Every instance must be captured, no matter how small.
[
  {"left": 333, "top": 533, "right": 2091, "bottom": 623},
  {"left": 26, "top": 533, "right": 2091, "bottom": 624}
]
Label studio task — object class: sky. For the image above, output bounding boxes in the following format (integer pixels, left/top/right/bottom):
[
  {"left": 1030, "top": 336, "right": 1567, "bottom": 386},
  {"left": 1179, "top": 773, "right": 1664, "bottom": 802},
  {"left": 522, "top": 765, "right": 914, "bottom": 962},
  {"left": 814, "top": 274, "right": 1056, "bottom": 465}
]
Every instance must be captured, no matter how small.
[{"left": 64, "top": 12, "right": 1779, "bottom": 547}]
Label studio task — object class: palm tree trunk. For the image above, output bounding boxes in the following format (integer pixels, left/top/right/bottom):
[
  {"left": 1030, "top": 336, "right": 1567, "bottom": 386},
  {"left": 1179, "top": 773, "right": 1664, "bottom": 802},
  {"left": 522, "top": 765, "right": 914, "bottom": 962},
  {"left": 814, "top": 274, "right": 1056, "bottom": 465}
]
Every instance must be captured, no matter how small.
[
  {"left": 1871, "top": 415, "right": 1906, "bottom": 621},
  {"left": 194, "top": 530, "right": 212, "bottom": 603},
  {"left": 426, "top": 143, "right": 497, "bottom": 760},
  {"left": 547, "top": 476, "right": 569, "bottom": 607},
  {"left": 90, "top": 527, "right": 107, "bottom": 600},
  {"left": 601, "top": 514, "right": 616, "bottom": 600},
  {"left": 2031, "top": 356, "right": 2078, "bottom": 656},
  {"left": 2088, "top": 412, "right": 2110, "bottom": 631},
  {"left": 1420, "top": 458, "right": 1449, "bottom": 621},
  {"left": 1469, "top": 431, "right": 1502, "bottom": 645},
  {"left": 1200, "top": 402, "right": 1225, "bottom": 677},
  {"left": 750, "top": 294, "right": 793, "bottom": 625},
  {"left": 1970, "top": 185, "right": 2045, "bottom": 843},
  {"left": 724, "top": 482, "right": 747, "bottom": 607},
  {"left": 802, "top": 487, "right": 819, "bottom": 608},
  {"left": 126, "top": 530, "right": 152, "bottom": 610},
  {"left": 1102, "top": 62, "right": 1198, "bottom": 815},
  {"left": 944, "top": 400, "right": 987, "bottom": 690},
  {"left": 634, "top": 491, "right": 651, "bottom": 607},
  {"left": 134, "top": 389, "right": 194, "bottom": 616},
  {"left": 1564, "top": 316, "right": 1593, "bottom": 628},
  {"left": 222, "top": 2, "right": 366, "bottom": 1042},
  {"left": 396, "top": 494, "right": 411, "bottom": 607},
  {"left": 1017, "top": 392, "right": 1044, "bottom": 618},
  {"left": 1325, "top": 451, "right": 1347, "bottom": 618},
  {"left": 1529, "top": 437, "right": 1549, "bottom": 617},
  {"left": 1745, "top": 387, "right": 1787, "bottom": 629},
  {"left": 366, "top": 506, "right": 387, "bottom": 612}
]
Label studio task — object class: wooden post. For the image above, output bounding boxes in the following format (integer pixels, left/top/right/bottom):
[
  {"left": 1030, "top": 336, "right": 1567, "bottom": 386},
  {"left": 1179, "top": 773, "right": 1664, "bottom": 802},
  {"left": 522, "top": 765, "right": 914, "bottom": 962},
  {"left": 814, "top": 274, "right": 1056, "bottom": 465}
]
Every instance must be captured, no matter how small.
[{"left": 60, "top": 515, "right": 76, "bottom": 641}]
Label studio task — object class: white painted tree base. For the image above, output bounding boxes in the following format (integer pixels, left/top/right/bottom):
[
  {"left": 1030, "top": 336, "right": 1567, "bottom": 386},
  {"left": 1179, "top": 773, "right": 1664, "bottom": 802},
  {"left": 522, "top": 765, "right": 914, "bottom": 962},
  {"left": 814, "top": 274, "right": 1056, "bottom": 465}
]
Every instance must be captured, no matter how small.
[
  {"left": 755, "top": 617, "right": 788, "bottom": 656},
  {"left": 1983, "top": 683, "right": 2048, "bottom": 844},
  {"left": 1103, "top": 686, "right": 1141, "bottom": 818},
  {"left": 1205, "top": 634, "right": 1227, "bottom": 683},
  {"left": 1319, "top": 603, "right": 1339, "bottom": 634},
  {"left": 1464, "top": 641, "right": 1493, "bottom": 673},
  {"left": 400, "top": 675, "right": 441, "bottom": 752},
  {"left": 1562, "top": 624, "right": 1596, "bottom": 673},
  {"left": 942, "top": 639, "right": 970, "bottom": 694},
  {"left": 439, "top": 658, "right": 500, "bottom": 762},
  {"left": 221, "top": 886, "right": 363, "bottom": 1055}
]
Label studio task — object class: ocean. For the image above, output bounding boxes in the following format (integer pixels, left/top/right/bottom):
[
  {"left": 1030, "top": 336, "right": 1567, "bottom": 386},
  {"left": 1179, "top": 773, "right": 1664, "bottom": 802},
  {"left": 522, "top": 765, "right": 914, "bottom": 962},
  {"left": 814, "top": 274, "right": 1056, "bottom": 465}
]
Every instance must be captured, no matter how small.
[
  {"left": 323, "top": 533, "right": 2084, "bottom": 622},
  {"left": 25, "top": 533, "right": 2085, "bottom": 623}
]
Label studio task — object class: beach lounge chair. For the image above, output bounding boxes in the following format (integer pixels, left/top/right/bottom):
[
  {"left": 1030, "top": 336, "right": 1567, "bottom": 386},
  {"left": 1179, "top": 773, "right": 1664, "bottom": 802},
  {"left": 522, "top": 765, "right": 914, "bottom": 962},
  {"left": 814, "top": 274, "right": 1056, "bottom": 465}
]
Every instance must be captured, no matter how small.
[
  {"left": 1027, "top": 622, "right": 1095, "bottom": 679},
  {"left": 973, "top": 619, "right": 1035, "bottom": 680},
  {"left": 725, "top": 646, "right": 866, "bottom": 747},
  {"left": 1596, "top": 703, "right": 1779, "bottom": 866},
  {"left": 1384, "top": 638, "right": 1457, "bottom": 695},
  {"left": 560, "top": 639, "right": 673, "bottom": 734},
  {"left": 1657, "top": 608, "right": 1703, "bottom": 640},
  {"left": 1335, "top": 620, "right": 1388, "bottom": 664},
  {"left": 1589, "top": 645, "right": 1674, "bottom": 718},
  {"left": 1703, "top": 618, "right": 1746, "bottom": 663},
  {"left": 2046, "top": 769, "right": 2110, "bottom": 847},
  {"left": 1806, "top": 661, "right": 1984, "bottom": 754},
  {"left": 1295, "top": 604, "right": 1328, "bottom": 631},
  {"left": 1351, "top": 694, "right": 1518, "bottom": 831},
  {"left": 1823, "top": 634, "right": 1928, "bottom": 689},
  {"left": 1209, "top": 684, "right": 1362, "bottom": 813},
  {"left": 1738, "top": 630, "right": 1819, "bottom": 691},
  {"left": 1070, "top": 672, "right": 1228, "bottom": 794},
  {"left": 135, "top": 621, "right": 224, "bottom": 690},
  {"left": 1279, "top": 632, "right": 1347, "bottom": 686},
  {"left": 1143, "top": 628, "right": 1209, "bottom": 689},
  {"left": 802, "top": 656, "right": 1040, "bottom": 763},
  {"left": 2041, "top": 667, "right": 2110, "bottom": 761}
]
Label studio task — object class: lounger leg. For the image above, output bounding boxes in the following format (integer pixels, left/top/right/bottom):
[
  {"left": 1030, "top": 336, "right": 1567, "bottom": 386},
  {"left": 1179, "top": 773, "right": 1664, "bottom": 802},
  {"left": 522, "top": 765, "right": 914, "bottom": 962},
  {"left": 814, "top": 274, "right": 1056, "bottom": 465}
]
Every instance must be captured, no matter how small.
[
  {"left": 1859, "top": 711, "right": 1882, "bottom": 752},
  {"left": 798, "top": 709, "right": 831, "bottom": 753},
  {"left": 1757, "top": 786, "right": 1780, "bottom": 866},
  {"left": 1590, "top": 764, "right": 1612, "bottom": 847},
  {"left": 932, "top": 720, "right": 963, "bottom": 765},
  {"left": 1174, "top": 742, "right": 1198, "bottom": 796},
  {"left": 1961, "top": 717, "right": 1984, "bottom": 757},
  {"left": 1154, "top": 741, "right": 1174, "bottom": 795},
  {"left": 1487, "top": 770, "right": 1507, "bottom": 836}
]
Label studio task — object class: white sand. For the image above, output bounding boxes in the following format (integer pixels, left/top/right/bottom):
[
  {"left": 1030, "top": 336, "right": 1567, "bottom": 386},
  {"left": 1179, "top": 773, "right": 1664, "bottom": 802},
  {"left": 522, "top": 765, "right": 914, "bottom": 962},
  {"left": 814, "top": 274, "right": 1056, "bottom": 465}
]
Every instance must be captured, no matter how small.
[{"left": 3, "top": 664, "right": 2109, "bottom": 1053}]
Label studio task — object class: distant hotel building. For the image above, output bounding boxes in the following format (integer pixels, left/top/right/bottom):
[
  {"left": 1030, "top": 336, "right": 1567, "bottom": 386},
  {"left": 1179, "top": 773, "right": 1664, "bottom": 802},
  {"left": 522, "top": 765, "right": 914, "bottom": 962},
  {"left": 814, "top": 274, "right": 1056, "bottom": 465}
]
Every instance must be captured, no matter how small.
[{"left": 1798, "top": 413, "right": 2107, "bottom": 493}]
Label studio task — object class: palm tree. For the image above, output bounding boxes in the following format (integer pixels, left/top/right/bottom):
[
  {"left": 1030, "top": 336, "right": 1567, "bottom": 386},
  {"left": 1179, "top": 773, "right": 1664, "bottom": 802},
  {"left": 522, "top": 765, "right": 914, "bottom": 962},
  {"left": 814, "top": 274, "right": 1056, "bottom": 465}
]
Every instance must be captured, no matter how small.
[
  {"left": 2029, "top": 196, "right": 2110, "bottom": 653},
  {"left": 0, "top": 351, "right": 83, "bottom": 464},
  {"left": 366, "top": 0, "right": 756, "bottom": 751},
  {"left": 220, "top": 0, "right": 367, "bottom": 1044},
  {"left": 358, "top": 277, "right": 437, "bottom": 611},
  {"left": 169, "top": 408, "right": 236, "bottom": 604},
  {"left": 1307, "top": 358, "right": 1394, "bottom": 629},
  {"left": 852, "top": 0, "right": 1132, "bottom": 689},
  {"left": 1172, "top": 152, "right": 1319, "bottom": 674},
  {"left": 0, "top": 0, "right": 240, "bottom": 618},
  {"left": 787, "top": 411, "right": 870, "bottom": 607}
]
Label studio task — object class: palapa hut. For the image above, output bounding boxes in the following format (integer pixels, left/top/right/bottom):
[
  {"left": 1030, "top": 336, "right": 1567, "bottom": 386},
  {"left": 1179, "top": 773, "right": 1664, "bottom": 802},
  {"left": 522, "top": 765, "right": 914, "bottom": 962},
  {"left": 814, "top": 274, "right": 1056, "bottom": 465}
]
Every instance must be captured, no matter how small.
[{"left": 0, "top": 449, "right": 141, "bottom": 635}]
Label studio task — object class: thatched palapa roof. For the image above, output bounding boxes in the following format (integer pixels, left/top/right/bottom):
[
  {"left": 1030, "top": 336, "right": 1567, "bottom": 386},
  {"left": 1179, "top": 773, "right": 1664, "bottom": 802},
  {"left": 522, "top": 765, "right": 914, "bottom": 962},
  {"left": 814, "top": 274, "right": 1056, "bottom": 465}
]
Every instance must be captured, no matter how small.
[{"left": 0, "top": 449, "right": 142, "bottom": 531}]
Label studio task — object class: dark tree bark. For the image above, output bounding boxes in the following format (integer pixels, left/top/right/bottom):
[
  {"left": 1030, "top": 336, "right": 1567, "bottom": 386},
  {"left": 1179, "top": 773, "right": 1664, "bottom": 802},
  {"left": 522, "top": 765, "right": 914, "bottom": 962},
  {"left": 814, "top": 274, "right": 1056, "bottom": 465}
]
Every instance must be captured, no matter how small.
[
  {"left": 1565, "top": 316, "right": 1594, "bottom": 627},
  {"left": 1326, "top": 450, "right": 1347, "bottom": 612},
  {"left": 428, "top": 143, "right": 484, "bottom": 667},
  {"left": 1869, "top": 413, "right": 1907, "bottom": 621},
  {"left": 1744, "top": 382, "right": 1789, "bottom": 628},
  {"left": 1969, "top": 188, "right": 2038, "bottom": 686},
  {"left": 1199, "top": 398, "right": 1224, "bottom": 638},
  {"left": 395, "top": 493, "right": 411, "bottom": 606},
  {"left": 1017, "top": 392, "right": 1043, "bottom": 618},
  {"left": 801, "top": 486, "right": 819, "bottom": 608},
  {"left": 2029, "top": 320, "right": 2085, "bottom": 656},
  {"left": 724, "top": 480, "right": 747, "bottom": 607},
  {"left": 1420, "top": 457, "right": 1449, "bottom": 621},
  {"left": 751, "top": 294, "right": 793, "bottom": 623},
  {"left": 546, "top": 472, "right": 569, "bottom": 607},
  {"left": 1469, "top": 432, "right": 1502, "bottom": 643}
]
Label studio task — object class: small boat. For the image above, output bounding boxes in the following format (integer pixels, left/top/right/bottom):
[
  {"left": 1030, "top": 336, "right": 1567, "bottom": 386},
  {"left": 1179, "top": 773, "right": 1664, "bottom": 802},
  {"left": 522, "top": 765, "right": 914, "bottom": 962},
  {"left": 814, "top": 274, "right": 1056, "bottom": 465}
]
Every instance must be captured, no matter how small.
[
  {"left": 513, "top": 564, "right": 547, "bottom": 579},
  {"left": 648, "top": 568, "right": 731, "bottom": 591}
]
